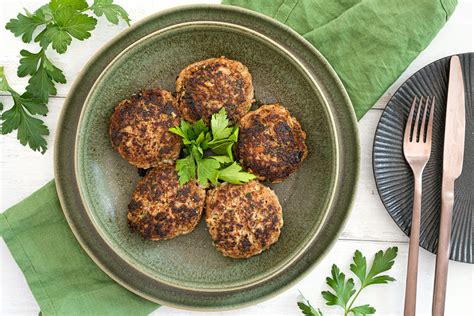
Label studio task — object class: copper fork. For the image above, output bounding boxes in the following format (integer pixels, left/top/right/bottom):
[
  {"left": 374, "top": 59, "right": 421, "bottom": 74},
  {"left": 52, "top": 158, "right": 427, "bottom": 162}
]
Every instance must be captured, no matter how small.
[{"left": 403, "top": 96, "right": 436, "bottom": 316}]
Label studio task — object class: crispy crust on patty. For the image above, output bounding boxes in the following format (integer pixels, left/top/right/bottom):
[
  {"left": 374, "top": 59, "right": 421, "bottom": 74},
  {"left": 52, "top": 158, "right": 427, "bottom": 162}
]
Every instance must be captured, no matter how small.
[
  {"left": 176, "top": 57, "right": 254, "bottom": 124},
  {"left": 205, "top": 181, "right": 283, "bottom": 258},
  {"left": 237, "top": 104, "right": 308, "bottom": 183},
  {"left": 128, "top": 164, "right": 206, "bottom": 240},
  {"left": 109, "top": 88, "right": 181, "bottom": 169}
]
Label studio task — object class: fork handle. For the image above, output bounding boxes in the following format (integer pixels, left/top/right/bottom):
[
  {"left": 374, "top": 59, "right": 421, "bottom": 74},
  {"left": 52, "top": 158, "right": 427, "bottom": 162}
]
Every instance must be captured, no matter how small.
[
  {"left": 404, "top": 173, "right": 423, "bottom": 316},
  {"left": 433, "top": 181, "right": 455, "bottom": 316}
]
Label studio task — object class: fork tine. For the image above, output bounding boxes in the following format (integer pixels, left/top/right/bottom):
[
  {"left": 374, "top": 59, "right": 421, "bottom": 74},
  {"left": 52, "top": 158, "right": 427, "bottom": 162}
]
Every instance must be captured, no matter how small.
[
  {"left": 405, "top": 96, "right": 417, "bottom": 142},
  {"left": 413, "top": 96, "right": 423, "bottom": 142},
  {"left": 419, "top": 96, "right": 430, "bottom": 142},
  {"left": 426, "top": 96, "right": 436, "bottom": 143}
]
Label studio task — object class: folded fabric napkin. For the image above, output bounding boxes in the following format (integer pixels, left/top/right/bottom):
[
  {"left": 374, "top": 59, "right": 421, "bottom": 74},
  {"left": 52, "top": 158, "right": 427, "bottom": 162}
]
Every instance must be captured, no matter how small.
[{"left": 0, "top": 0, "right": 456, "bottom": 315}]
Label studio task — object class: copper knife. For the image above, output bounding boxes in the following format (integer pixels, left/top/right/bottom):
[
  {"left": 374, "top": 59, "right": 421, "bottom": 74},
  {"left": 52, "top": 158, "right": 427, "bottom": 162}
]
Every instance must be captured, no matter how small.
[{"left": 432, "top": 55, "right": 466, "bottom": 316}]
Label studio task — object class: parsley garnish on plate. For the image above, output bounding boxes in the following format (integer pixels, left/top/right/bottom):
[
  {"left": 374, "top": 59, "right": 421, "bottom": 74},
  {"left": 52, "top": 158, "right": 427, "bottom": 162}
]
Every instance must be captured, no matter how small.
[
  {"left": 1, "top": 0, "right": 130, "bottom": 153},
  {"left": 170, "top": 108, "right": 256, "bottom": 187},
  {"left": 298, "top": 247, "right": 398, "bottom": 316}
]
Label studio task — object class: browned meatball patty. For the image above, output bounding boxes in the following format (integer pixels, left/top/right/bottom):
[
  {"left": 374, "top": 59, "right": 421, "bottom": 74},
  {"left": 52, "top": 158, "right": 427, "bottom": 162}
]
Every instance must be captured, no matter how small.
[
  {"left": 205, "top": 181, "right": 283, "bottom": 258},
  {"left": 109, "top": 88, "right": 181, "bottom": 169},
  {"left": 128, "top": 163, "right": 206, "bottom": 240},
  {"left": 176, "top": 57, "right": 254, "bottom": 124},
  {"left": 237, "top": 104, "right": 308, "bottom": 183}
]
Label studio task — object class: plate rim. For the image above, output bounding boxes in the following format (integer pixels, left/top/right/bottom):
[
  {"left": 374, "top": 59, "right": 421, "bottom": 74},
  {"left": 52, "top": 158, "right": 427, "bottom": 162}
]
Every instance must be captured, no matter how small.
[{"left": 54, "top": 4, "right": 360, "bottom": 310}]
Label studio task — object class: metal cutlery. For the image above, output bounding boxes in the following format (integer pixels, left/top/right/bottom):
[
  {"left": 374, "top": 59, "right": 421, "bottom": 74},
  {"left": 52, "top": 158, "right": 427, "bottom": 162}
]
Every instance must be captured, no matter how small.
[
  {"left": 432, "top": 55, "right": 466, "bottom": 316},
  {"left": 403, "top": 95, "right": 436, "bottom": 316}
]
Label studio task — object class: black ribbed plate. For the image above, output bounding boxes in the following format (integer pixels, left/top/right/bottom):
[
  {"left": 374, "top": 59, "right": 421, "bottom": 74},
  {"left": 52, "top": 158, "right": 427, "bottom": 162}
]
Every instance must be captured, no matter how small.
[{"left": 373, "top": 53, "right": 473, "bottom": 263}]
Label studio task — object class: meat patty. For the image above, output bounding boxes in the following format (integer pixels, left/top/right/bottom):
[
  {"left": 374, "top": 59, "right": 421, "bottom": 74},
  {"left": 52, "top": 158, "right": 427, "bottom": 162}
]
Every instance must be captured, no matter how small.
[
  {"left": 205, "top": 181, "right": 283, "bottom": 258},
  {"left": 109, "top": 88, "right": 181, "bottom": 169},
  {"left": 176, "top": 57, "right": 254, "bottom": 124},
  {"left": 128, "top": 163, "right": 206, "bottom": 240},
  {"left": 237, "top": 104, "right": 308, "bottom": 183}
]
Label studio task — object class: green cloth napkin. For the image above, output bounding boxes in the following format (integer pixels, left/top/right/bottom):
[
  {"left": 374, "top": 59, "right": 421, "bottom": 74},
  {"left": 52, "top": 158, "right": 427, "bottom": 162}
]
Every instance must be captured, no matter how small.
[
  {"left": 0, "top": 0, "right": 456, "bottom": 315},
  {"left": 0, "top": 181, "right": 157, "bottom": 315},
  {"left": 223, "top": 0, "right": 457, "bottom": 119}
]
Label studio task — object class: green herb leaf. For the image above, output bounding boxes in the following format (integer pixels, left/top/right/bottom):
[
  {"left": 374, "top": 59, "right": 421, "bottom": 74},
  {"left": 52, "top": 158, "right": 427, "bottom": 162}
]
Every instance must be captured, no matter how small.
[
  {"left": 17, "top": 50, "right": 66, "bottom": 88},
  {"left": 26, "top": 66, "right": 56, "bottom": 102},
  {"left": 207, "top": 137, "right": 233, "bottom": 146},
  {"left": 197, "top": 158, "right": 220, "bottom": 187},
  {"left": 297, "top": 291, "right": 324, "bottom": 316},
  {"left": 175, "top": 155, "right": 195, "bottom": 186},
  {"left": 38, "top": 8, "right": 97, "bottom": 53},
  {"left": 18, "top": 50, "right": 42, "bottom": 77},
  {"left": 217, "top": 162, "right": 255, "bottom": 184},
  {"left": 191, "top": 119, "right": 208, "bottom": 138},
  {"left": 169, "top": 123, "right": 190, "bottom": 141},
  {"left": 210, "top": 155, "right": 232, "bottom": 164},
  {"left": 364, "top": 247, "right": 398, "bottom": 286},
  {"left": 56, "top": 9, "right": 97, "bottom": 40},
  {"left": 1, "top": 97, "right": 49, "bottom": 153},
  {"left": 350, "top": 250, "right": 367, "bottom": 285},
  {"left": 350, "top": 304, "right": 376, "bottom": 315},
  {"left": 0, "top": 67, "right": 12, "bottom": 92},
  {"left": 49, "top": 0, "right": 89, "bottom": 11},
  {"left": 297, "top": 301, "right": 324, "bottom": 316},
  {"left": 6, "top": 11, "right": 47, "bottom": 43},
  {"left": 225, "top": 142, "right": 234, "bottom": 159},
  {"left": 1, "top": 69, "right": 49, "bottom": 152},
  {"left": 1, "top": 102, "right": 21, "bottom": 134},
  {"left": 209, "top": 140, "right": 234, "bottom": 159},
  {"left": 91, "top": 0, "right": 131, "bottom": 25},
  {"left": 37, "top": 25, "right": 71, "bottom": 53},
  {"left": 207, "top": 112, "right": 238, "bottom": 158},
  {"left": 169, "top": 119, "right": 204, "bottom": 144},
  {"left": 210, "top": 108, "right": 233, "bottom": 141},
  {"left": 18, "top": 49, "right": 65, "bottom": 103},
  {"left": 16, "top": 93, "right": 48, "bottom": 115},
  {"left": 42, "top": 56, "right": 66, "bottom": 83},
  {"left": 194, "top": 131, "right": 206, "bottom": 146},
  {"left": 201, "top": 131, "right": 212, "bottom": 150},
  {"left": 191, "top": 145, "right": 203, "bottom": 161},
  {"left": 16, "top": 109, "right": 49, "bottom": 152},
  {"left": 321, "top": 264, "right": 356, "bottom": 309},
  {"left": 228, "top": 126, "right": 239, "bottom": 142}
]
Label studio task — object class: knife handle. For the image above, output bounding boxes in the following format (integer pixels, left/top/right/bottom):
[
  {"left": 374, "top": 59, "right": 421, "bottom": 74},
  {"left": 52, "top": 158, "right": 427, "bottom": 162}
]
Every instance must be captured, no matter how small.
[{"left": 432, "top": 181, "right": 455, "bottom": 316}]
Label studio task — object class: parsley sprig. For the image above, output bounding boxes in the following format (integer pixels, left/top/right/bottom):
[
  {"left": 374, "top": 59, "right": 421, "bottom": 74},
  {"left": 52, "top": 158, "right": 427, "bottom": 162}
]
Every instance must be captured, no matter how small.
[
  {"left": 298, "top": 247, "right": 398, "bottom": 316},
  {"left": 170, "top": 108, "right": 256, "bottom": 187},
  {"left": 2, "top": 0, "right": 130, "bottom": 153}
]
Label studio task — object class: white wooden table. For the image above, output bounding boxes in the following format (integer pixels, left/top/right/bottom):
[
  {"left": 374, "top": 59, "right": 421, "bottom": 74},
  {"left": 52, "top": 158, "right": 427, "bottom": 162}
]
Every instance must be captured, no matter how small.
[{"left": 1, "top": 1, "right": 473, "bottom": 315}]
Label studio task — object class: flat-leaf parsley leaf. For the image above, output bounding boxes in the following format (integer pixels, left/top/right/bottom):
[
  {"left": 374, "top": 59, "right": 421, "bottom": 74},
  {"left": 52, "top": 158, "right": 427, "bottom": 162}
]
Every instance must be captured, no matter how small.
[
  {"left": 217, "top": 162, "right": 255, "bottom": 184},
  {"left": 1, "top": 67, "right": 49, "bottom": 153}
]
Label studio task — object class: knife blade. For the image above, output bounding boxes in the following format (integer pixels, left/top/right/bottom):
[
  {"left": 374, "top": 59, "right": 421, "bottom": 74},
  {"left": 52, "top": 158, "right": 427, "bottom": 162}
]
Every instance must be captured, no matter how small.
[
  {"left": 442, "top": 56, "right": 466, "bottom": 179},
  {"left": 432, "top": 55, "right": 466, "bottom": 316}
]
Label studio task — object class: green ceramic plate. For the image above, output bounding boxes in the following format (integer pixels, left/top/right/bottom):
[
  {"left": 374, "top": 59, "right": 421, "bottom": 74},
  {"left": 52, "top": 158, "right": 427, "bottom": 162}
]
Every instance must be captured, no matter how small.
[{"left": 55, "top": 5, "right": 359, "bottom": 310}]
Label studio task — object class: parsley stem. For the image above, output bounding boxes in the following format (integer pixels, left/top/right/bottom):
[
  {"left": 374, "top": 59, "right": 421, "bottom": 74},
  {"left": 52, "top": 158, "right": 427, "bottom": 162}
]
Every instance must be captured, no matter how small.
[{"left": 346, "top": 285, "right": 365, "bottom": 314}]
